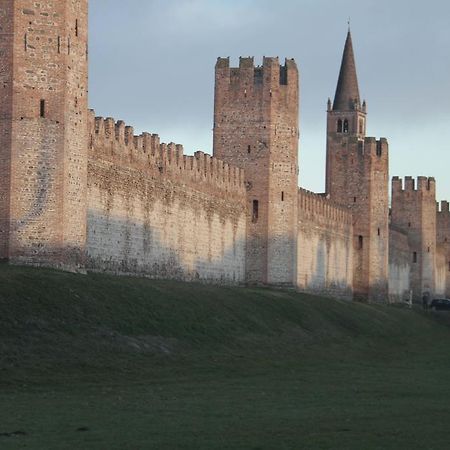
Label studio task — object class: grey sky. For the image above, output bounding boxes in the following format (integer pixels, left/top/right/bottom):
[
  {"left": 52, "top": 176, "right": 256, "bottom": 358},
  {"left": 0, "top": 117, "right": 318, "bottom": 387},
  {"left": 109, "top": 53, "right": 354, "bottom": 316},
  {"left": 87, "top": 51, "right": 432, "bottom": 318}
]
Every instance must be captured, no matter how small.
[{"left": 89, "top": 0, "right": 450, "bottom": 201}]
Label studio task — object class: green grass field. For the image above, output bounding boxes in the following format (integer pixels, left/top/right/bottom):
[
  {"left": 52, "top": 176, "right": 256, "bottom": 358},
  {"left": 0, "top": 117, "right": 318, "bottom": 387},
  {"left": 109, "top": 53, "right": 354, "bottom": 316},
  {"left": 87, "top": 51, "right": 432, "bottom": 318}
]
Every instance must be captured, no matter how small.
[{"left": 1, "top": 264, "right": 450, "bottom": 449}]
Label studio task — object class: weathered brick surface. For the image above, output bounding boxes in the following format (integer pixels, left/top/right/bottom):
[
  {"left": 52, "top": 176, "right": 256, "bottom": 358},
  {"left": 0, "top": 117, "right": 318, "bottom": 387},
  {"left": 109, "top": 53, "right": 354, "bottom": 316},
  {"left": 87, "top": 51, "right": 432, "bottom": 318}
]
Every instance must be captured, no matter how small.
[
  {"left": 86, "top": 114, "right": 247, "bottom": 283},
  {"left": 388, "top": 225, "right": 411, "bottom": 303},
  {"left": 213, "top": 57, "right": 299, "bottom": 286},
  {"left": 436, "top": 201, "right": 450, "bottom": 296},
  {"left": 297, "top": 189, "right": 353, "bottom": 300},
  {"left": 0, "top": 0, "right": 88, "bottom": 268},
  {"left": 326, "top": 132, "right": 389, "bottom": 301},
  {"left": 391, "top": 177, "right": 437, "bottom": 301}
]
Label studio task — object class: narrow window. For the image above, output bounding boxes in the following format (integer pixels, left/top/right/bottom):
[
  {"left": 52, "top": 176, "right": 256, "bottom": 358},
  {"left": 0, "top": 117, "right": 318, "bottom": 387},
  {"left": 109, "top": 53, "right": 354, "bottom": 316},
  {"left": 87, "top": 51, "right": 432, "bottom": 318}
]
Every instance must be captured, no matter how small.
[
  {"left": 343, "top": 119, "right": 349, "bottom": 133},
  {"left": 448, "top": 262, "right": 450, "bottom": 272},
  {"left": 428, "top": 247, "right": 430, "bottom": 253},
  {"left": 68, "top": 37, "right": 71, "bottom": 55},
  {"left": 353, "top": 197, "right": 357, "bottom": 203},
  {"left": 75, "top": 19, "right": 79, "bottom": 37},
  {"left": 378, "top": 228, "right": 381, "bottom": 236},
  {"left": 359, "top": 118, "right": 364, "bottom": 134},
  {"left": 247, "top": 145, "right": 251, "bottom": 154},
  {"left": 40, "top": 99, "right": 46, "bottom": 118},
  {"left": 413, "top": 252, "right": 417, "bottom": 263},
  {"left": 337, "top": 119, "right": 343, "bottom": 133},
  {"left": 252, "top": 200, "right": 259, "bottom": 223},
  {"left": 281, "top": 192, "right": 285, "bottom": 202},
  {"left": 358, "top": 235, "right": 363, "bottom": 250},
  {"left": 24, "top": 33, "right": 27, "bottom": 51},
  {"left": 408, "top": 222, "right": 411, "bottom": 228},
  {"left": 376, "top": 141, "right": 382, "bottom": 156},
  {"left": 57, "top": 36, "right": 61, "bottom": 54}
]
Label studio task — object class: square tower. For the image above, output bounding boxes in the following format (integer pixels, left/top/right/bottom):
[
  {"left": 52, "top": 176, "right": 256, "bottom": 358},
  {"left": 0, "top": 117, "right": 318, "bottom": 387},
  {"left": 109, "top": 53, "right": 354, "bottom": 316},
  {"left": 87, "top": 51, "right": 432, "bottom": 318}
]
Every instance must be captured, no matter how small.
[
  {"left": 0, "top": 1, "right": 88, "bottom": 269},
  {"left": 326, "top": 31, "right": 389, "bottom": 302},
  {"left": 213, "top": 57, "right": 299, "bottom": 286}
]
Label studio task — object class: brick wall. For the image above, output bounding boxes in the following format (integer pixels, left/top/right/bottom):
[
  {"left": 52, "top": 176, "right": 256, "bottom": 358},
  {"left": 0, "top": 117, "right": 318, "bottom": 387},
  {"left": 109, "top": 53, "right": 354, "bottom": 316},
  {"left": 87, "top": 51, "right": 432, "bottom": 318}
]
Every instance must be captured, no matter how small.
[
  {"left": 391, "top": 176, "right": 437, "bottom": 301},
  {"left": 86, "top": 114, "right": 247, "bottom": 283},
  {"left": 213, "top": 57, "right": 299, "bottom": 286},
  {"left": 297, "top": 189, "right": 353, "bottom": 300},
  {"left": 0, "top": 0, "right": 88, "bottom": 268},
  {"left": 388, "top": 225, "right": 411, "bottom": 303}
]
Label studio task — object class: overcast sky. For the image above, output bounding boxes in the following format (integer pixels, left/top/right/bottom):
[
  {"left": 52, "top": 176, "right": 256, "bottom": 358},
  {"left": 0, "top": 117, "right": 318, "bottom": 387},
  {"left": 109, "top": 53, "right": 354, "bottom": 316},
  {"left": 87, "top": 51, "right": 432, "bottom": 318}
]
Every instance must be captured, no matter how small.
[{"left": 89, "top": 0, "right": 450, "bottom": 202}]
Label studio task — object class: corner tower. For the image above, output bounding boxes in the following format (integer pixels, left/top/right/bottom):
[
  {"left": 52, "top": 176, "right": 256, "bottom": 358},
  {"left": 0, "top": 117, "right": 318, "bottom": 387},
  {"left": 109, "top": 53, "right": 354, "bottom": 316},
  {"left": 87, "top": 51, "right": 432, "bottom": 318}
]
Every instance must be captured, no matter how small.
[
  {"left": 0, "top": 1, "right": 88, "bottom": 268},
  {"left": 326, "top": 31, "right": 389, "bottom": 302},
  {"left": 213, "top": 57, "right": 299, "bottom": 285}
]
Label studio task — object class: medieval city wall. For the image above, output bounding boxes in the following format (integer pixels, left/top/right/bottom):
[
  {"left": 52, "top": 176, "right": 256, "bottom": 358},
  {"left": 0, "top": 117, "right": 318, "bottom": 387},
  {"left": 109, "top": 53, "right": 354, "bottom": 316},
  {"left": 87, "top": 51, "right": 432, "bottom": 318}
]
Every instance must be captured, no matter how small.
[
  {"left": 86, "top": 112, "right": 247, "bottom": 283},
  {"left": 437, "top": 201, "right": 450, "bottom": 297},
  {"left": 296, "top": 189, "right": 353, "bottom": 300},
  {"left": 388, "top": 225, "right": 411, "bottom": 303}
]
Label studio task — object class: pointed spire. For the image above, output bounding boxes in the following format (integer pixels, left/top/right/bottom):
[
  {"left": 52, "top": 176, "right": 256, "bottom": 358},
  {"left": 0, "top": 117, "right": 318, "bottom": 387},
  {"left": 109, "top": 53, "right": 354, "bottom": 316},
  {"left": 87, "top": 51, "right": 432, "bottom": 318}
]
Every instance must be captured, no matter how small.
[{"left": 333, "top": 30, "right": 361, "bottom": 111}]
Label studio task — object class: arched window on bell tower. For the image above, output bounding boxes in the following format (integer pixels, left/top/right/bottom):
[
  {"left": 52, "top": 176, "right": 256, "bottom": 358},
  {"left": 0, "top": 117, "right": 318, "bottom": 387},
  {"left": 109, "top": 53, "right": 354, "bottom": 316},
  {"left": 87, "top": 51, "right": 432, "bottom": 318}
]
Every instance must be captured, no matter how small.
[
  {"left": 337, "top": 119, "right": 343, "bottom": 133},
  {"left": 343, "top": 119, "right": 349, "bottom": 133}
]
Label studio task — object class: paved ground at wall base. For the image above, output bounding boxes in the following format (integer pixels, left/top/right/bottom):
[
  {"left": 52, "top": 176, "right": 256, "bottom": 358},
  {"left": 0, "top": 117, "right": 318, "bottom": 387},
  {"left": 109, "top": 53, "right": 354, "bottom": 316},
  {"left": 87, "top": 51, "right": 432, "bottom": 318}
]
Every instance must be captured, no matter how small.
[{"left": 1, "top": 264, "right": 450, "bottom": 450}]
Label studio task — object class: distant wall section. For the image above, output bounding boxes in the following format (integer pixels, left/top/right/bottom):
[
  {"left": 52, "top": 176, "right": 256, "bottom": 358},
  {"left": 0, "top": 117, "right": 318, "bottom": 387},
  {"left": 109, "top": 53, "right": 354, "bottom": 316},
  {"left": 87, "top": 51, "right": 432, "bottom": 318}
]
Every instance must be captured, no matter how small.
[
  {"left": 296, "top": 189, "right": 353, "bottom": 300},
  {"left": 86, "top": 113, "right": 247, "bottom": 283},
  {"left": 388, "top": 225, "right": 411, "bottom": 303}
]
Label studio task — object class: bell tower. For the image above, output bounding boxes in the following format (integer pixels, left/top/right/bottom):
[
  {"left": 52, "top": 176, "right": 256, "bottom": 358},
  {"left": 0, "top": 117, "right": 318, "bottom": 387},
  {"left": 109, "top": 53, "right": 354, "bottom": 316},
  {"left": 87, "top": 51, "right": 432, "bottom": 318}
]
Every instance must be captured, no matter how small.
[
  {"left": 0, "top": 0, "right": 88, "bottom": 269},
  {"left": 326, "top": 30, "right": 389, "bottom": 302}
]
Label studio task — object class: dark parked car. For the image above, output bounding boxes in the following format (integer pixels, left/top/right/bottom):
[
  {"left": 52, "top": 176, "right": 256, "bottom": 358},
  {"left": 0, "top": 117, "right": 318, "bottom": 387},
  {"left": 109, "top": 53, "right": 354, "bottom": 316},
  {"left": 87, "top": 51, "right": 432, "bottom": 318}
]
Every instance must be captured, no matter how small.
[{"left": 429, "top": 299, "right": 450, "bottom": 311}]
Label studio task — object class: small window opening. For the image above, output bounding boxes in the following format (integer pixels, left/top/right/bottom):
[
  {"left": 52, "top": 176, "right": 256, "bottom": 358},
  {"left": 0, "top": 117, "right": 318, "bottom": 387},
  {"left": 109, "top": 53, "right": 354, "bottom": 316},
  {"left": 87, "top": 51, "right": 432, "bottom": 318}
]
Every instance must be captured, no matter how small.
[
  {"left": 408, "top": 222, "right": 411, "bottom": 228},
  {"left": 358, "top": 235, "right": 363, "bottom": 250},
  {"left": 24, "top": 33, "right": 27, "bottom": 51},
  {"left": 428, "top": 246, "right": 430, "bottom": 253},
  {"left": 281, "top": 191, "right": 285, "bottom": 202},
  {"left": 57, "top": 36, "right": 61, "bottom": 54},
  {"left": 353, "top": 197, "right": 357, "bottom": 203},
  {"left": 413, "top": 252, "right": 417, "bottom": 263},
  {"left": 40, "top": 99, "right": 46, "bottom": 118},
  {"left": 75, "top": 97, "right": 78, "bottom": 108},
  {"left": 252, "top": 200, "right": 259, "bottom": 223},
  {"left": 448, "top": 261, "right": 450, "bottom": 272},
  {"left": 68, "top": 37, "right": 71, "bottom": 55},
  {"left": 247, "top": 145, "right": 251, "bottom": 154},
  {"left": 378, "top": 228, "right": 381, "bottom": 236},
  {"left": 343, "top": 119, "right": 349, "bottom": 133},
  {"left": 337, "top": 119, "right": 343, "bottom": 133},
  {"left": 75, "top": 19, "right": 79, "bottom": 37},
  {"left": 376, "top": 141, "right": 382, "bottom": 156}
]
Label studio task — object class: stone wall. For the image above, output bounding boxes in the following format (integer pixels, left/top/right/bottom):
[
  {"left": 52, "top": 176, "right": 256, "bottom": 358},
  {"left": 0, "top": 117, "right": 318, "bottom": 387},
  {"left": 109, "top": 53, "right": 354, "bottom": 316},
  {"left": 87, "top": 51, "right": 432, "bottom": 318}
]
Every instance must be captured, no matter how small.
[
  {"left": 388, "top": 225, "right": 411, "bottom": 303},
  {"left": 86, "top": 114, "right": 247, "bottom": 283},
  {"left": 296, "top": 189, "right": 353, "bottom": 300}
]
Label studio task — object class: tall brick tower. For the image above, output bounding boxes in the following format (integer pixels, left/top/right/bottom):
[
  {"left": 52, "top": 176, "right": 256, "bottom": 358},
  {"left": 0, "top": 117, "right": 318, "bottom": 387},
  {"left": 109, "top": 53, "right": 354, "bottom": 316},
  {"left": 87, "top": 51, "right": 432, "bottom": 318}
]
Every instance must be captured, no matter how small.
[
  {"left": 213, "top": 57, "right": 299, "bottom": 285},
  {"left": 0, "top": 1, "right": 88, "bottom": 269},
  {"left": 326, "top": 31, "right": 389, "bottom": 301},
  {"left": 391, "top": 177, "right": 437, "bottom": 301}
]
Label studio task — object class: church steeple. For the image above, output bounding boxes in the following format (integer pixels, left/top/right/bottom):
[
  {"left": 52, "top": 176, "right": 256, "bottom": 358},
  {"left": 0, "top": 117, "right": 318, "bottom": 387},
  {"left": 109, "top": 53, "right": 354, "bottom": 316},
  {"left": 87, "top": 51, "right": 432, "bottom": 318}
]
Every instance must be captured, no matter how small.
[{"left": 333, "top": 30, "right": 361, "bottom": 111}]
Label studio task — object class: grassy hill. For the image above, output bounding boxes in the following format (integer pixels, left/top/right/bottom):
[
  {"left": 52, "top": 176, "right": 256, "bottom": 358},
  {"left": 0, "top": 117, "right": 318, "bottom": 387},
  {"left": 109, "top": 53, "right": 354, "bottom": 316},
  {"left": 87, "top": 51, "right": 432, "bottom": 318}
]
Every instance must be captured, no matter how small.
[{"left": 1, "top": 264, "right": 450, "bottom": 449}]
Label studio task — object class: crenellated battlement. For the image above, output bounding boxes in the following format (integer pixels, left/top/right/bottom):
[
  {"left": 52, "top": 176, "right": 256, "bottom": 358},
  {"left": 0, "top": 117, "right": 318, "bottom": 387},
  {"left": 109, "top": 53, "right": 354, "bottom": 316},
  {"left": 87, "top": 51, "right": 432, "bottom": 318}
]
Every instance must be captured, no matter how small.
[
  {"left": 298, "top": 188, "right": 353, "bottom": 226},
  {"left": 437, "top": 200, "right": 450, "bottom": 214},
  {"left": 88, "top": 111, "right": 245, "bottom": 196},
  {"left": 392, "top": 176, "right": 436, "bottom": 195},
  {"left": 215, "top": 56, "right": 298, "bottom": 88}
]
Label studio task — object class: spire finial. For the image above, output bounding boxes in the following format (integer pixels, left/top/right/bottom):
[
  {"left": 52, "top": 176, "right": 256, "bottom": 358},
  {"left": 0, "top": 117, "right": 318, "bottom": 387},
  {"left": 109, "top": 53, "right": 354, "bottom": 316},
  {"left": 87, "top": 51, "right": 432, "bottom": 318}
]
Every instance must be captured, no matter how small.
[{"left": 348, "top": 17, "right": 351, "bottom": 31}]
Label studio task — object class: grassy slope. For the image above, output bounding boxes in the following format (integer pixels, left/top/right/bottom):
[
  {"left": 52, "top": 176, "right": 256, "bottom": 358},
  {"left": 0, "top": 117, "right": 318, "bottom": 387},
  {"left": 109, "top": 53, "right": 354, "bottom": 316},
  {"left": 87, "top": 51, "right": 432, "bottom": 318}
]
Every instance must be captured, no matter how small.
[{"left": 1, "top": 264, "right": 450, "bottom": 449}]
